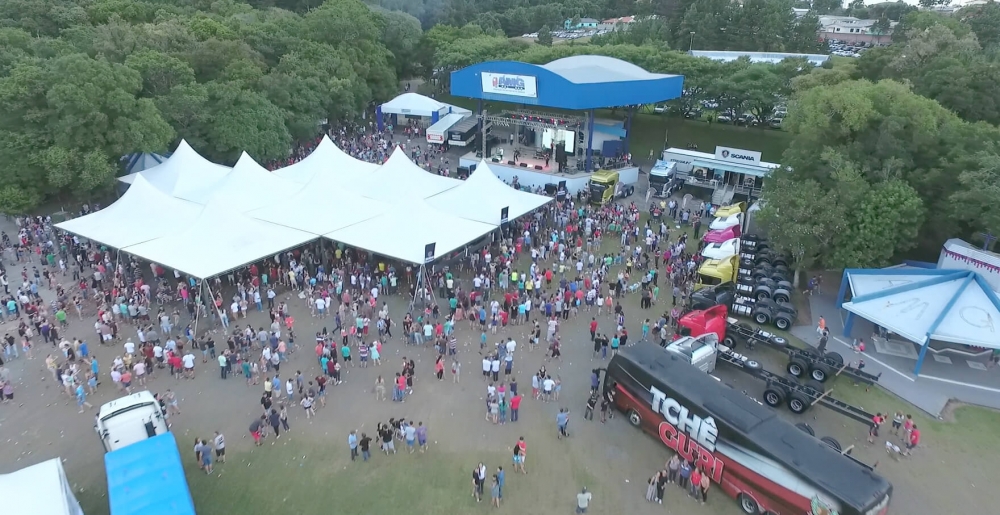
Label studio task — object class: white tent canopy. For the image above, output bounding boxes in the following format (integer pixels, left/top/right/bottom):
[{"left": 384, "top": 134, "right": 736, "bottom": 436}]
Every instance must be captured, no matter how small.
[
  {"left": 117, "top": 140, "right": 231, "bottom": 197},
  {"left": 353, "top": 147, "right": 461, "bottom": 202},
  {"left": 124, "top": 201, "right": 317, "bottom": 279},
  {"left": 428, "top": 160, "right": 552, "bottom": 224},
  {"left": 56, "top": 175, "right": 202, "bottom": 248},
  {"left": 379, "top": 92, "right": 472, "bottom": 118},
  {"left": 273, "top": 136, "right": 380, "bottom": 184},
  {"left": 326, "top": 200, "right": 496, "bottom": 264},
  {"left": 1, "top": 458, "right": 84, "bottom": 515},
  {"left": 187, "top": 152, "right": 301, "bottom": 209},
  {"left": 250, "top": 163, "right": 389, "bottom": 235}
]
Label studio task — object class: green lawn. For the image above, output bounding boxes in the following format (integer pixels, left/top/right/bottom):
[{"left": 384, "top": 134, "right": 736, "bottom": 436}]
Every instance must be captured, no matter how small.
[{"left": 428, "top": 92, "right": 792, "bottom": 165}]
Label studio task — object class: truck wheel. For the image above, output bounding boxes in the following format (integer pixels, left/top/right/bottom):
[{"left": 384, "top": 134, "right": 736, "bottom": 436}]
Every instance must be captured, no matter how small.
[
  {"left": 825, "top": 352, "right": 845, "bottom": 366},
  {"left": 795, "top": 422, "right": 815, "bottom": 436},
  {"left": 772, "top": 290, "right": 790, "bottom": 304},
  {"left": 787, "top": 359, "right": 807, "bottom": 377},
  {"left": 762, "top": 387, "right": 785, "bottom": 407},
  {"left": 787, "top": 392, "right": 810, "bottom": 414},
  {"left": 770, "top": 336, "right": 789, "bottom": 347},
  {"left": 810, "top": 364, "right": 831, "bottom": 383},
  {"left": 754, "top": 312, "right": 771, "bottom": 325},
  {"left": 744, "top": 359, "right": 763, "bottom": 372},
  {"left": 805, "top": 380, "right": 825, "bottom": 394},
  {"left": 774, "top": 316, "right": 792, "bottom": 330},
  {"left": 722, "top": 336, "right": 736, "bottom": 348},
  {"left": 627, "top": 409, "right": 642, "bottom": 427},
  {"left": 738, "top": 494, "right": 760, "bottom": 514},
  {"left": 755, "top": 288, "right": 772, "bottom": 301},
  {"left": 821, "top": 436, "right": 842, "bottom": 452}
]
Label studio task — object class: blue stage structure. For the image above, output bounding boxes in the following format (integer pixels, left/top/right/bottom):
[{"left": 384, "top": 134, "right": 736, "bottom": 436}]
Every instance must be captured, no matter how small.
[
  {"left": 837, "top": 268, "right": 1000, "bottom": 374},
  {"left": 450, "top": 56, "right": 684, "bottom": 172},
  {"left": 105, "top": 433, "right": 196, "bottom": 515}
]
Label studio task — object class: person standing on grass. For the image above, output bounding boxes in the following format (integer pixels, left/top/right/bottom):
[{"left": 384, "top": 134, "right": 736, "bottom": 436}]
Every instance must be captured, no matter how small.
[
  {"left": 348, "top": 430, "right": 359, "bottom": 461},
  {"left": 496, "top": 466, "right": 505, "bottom": 500},
  {"left": 491, "top": 474, "right": 501, "bottom": 507},
  {"left": 472, "top": 465, "right": 484, "bottom": 502},
  {"left": 903, "top": 424, "right": 920, "bottom": 456},
  {"left": 513, "top": 437, "right": 527, "bottom": 473},
  {"left": 213, "top": 431, "right": 226, "bottom": 463},
  {"left": 301, "top": 393, "right": 316, "bottom": 418},
  {"left": 268, "top": 408, "right": 282, "bottom": 438},
  {"left": 404, "top": 421, "right": 417, "bottom": 452},
  {"left": 699, "top": 468, "right": 710, "bottom": 504},
  {"left": 690, "top": 467, "right": 702, "bottom": 499},
  {"left": 199, "top": 439, "right": 213, "bottom": 474},
  {"left": 359, "top": 433, "right": 372, "bottom": 462},
  {"left": 279, "top": 404, "right": 290, "bottom": 432},
  {"left": 576, "top": 487, "right": 592, "bottom": 514},
  {"left": 416, "top": 422, "right": 428, "bottom": 452}
]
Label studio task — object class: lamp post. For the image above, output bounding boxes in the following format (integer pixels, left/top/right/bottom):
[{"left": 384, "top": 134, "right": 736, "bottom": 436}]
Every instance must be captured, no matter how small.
[{"left": 689, "top": 31, "right": 696, "bottom": 53}]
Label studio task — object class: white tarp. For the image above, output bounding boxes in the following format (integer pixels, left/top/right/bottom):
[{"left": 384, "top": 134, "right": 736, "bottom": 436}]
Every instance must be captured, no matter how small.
[
  {"left": 380, "top": 93, "right": 472, "bottom": 118},
  {"left": 272, "top": 136, "right": 380, "bottom": 184},
  {"left": 116, "top": 140, "right": 231, "bottom": 197},
  {"left": 325, "top": 200, "right": 496, "bottom": 264},
  {"left": 354, "top": 147, "right": 461, "bottom": 202},
  {"left": 250, "top": 162, "right": 389, "bottom": 235},
  {"left": 123, "top": 201, "right": 316, "bottom": 279},
  {"left": 185, "top": 152, "right": 301, "bottom": 209},
  {"left": 56, "top": 175, "right": 202, "bottom": 248},
  {"left": 1, "top": 458, "right": 85, "bottom": 515},
  {"left": 427, "top": 160, "right": 551, "bottom": 224}
]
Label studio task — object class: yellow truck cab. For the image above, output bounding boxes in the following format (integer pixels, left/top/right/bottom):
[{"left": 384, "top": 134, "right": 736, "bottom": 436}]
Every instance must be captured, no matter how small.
[
  {"left": 714, "top": 202, "right": 746, "bottom": 218},
  {"left": 694, "top": 255, "right": 739, "bottom": 291},
  {"left": 589, "top": 169, "right": 619, "bottom": 206}
]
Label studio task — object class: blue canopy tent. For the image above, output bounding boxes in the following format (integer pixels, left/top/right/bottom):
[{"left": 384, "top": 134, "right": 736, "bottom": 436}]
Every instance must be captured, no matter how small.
[{"left": 105, "top": 433, "right": 196, "bottom": 515}]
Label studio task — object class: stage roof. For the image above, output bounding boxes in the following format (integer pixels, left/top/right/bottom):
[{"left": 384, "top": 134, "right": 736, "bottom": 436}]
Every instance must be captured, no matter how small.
[
  {"left": 842, "top": 269, "right": 1000, "bottom": 349},
  {"left": 451, "top": 56, "right": 684, "bottom": 110}
]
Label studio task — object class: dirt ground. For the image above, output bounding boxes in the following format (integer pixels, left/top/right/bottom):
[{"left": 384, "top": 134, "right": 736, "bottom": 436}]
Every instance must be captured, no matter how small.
[{"left": 1, "top": 229, "right": 998, "bottom": 515}]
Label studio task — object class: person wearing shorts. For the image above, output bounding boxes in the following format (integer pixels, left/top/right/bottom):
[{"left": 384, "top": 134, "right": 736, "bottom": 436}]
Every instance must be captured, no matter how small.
[{"left": 249, "top": 416, "right": 264, "bottom": 446}]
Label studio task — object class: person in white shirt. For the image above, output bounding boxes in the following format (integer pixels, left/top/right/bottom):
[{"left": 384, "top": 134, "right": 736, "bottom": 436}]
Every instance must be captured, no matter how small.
[
  {"left": 123, "top": 339, "right": 135, "bottom": 355},
  {"left": 213, "top": 432, "right": 226, "bottom": 463},
  {"left": 505, "top": 338, "right": 516, "bottom": 356},
  {"left": 490, "top": 357, "right": 500, "bottom": 381},
  {"left": 153, "top": 344, "right": 164, "bottom": 366},
  {"left": 314, "top": 297, "right": 326, "bottom": 318},
  {"left": 182, "top": 353, "right": 196, "bottom": 378},
  {"left": 542, "top": 376, "right": 555, "bottom": 401},
  {"left": 482, "top": 357, "right": 491, "bottom": 378},
  {"left": 133, "top": 361, "right": 147, "bottom": 386}
]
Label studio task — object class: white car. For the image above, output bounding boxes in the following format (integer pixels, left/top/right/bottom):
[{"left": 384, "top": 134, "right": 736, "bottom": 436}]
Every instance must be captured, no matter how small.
[
  {"left": 701, "top": 238, "right": 741, "bottom": 260},
  {"left": 709, "top": 213, "right": 743, "bottom": 231}
]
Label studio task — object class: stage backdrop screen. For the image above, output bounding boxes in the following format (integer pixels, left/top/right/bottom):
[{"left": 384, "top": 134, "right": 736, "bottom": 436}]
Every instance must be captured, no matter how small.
[{"left": 542, "top": 128, "right": 575, "bottom": 154}]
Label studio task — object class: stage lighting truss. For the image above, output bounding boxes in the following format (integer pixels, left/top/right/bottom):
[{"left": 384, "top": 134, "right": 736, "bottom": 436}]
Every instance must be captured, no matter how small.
[{"left": 478, "top": 109, "right": 586, "bottom": 132}]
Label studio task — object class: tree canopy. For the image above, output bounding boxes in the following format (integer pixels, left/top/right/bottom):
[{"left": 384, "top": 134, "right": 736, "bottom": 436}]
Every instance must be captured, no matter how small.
[{"left": 0, "top": 0, "right": 399, "bottom": 212}]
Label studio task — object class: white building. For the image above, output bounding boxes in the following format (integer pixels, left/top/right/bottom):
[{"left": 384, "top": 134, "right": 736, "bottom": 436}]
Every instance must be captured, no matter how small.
[{"left": 818, "top": 15, "right": 893, "bottom": 44}]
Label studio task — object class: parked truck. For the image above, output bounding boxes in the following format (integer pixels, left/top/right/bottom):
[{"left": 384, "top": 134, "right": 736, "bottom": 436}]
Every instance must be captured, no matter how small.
[
  {"left": 589, "top": 169, "right": 635, "bottom": 206},
  {"left": 95, "top": 391, "right": 169, "bottom": 453}
]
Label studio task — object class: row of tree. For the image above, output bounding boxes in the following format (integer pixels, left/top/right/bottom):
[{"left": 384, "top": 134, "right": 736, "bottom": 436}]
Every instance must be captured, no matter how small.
[{"left": 0, "top": 0, "right": 422, "bottom": 212}]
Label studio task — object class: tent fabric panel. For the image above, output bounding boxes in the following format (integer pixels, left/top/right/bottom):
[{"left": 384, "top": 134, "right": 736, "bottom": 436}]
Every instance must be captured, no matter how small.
[
  {"left": 249, "top": 189, "right": 389, "bottom": 236},
  {"left": 427, "top": 160, "right": 551, "bottom": 224},
  {"left": 272, "top": 136, "right": 380, "bottom": 184},
  {"left": 379, "top": 92, "right": 446, "bottom": 117},
  {"left": 55, "top": 175, "right": 202, "bottom": 249},
  {"left": 105, "top": 433, "right": 196, "bottom": 515},
  {"left": 325, "top": 200, "right": 497, "bottom": 264},
  {"left": 122, "top": 201, "right": 316, "bottom": 279},
  {"left": 1, "top": 458, "right": 84, "bottom": 515},
  {"left": 354, "top": 147, "right": 461, "bottom": 202},
  {"left": 930, "top": 283, "right": 1000, "bottom": 349},
  {"left": 182, "top": 152, "right": 301, "bottom": 209}
]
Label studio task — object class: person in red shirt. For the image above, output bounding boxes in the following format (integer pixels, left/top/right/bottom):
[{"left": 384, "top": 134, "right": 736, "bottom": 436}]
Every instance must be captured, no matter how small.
[
  {"left": 903, "top": 425, "right": 920, "bottom": 455},
  {"left": 689, "top": 468, "right": 703, "bottom": 499},
  {"left": 589, "top": 318, "right": 598, "bottom": 341},
  {"left": 510, "top": 394, "right": 522, "bottom": 422},
  {"left": 396, "top": 373, "right": 407, "bottom": 401}
]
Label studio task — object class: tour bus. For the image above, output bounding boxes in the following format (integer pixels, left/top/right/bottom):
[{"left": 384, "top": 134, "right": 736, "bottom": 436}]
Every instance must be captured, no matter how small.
[
  {"left": 448, "top": 118, "right": 490, "bottom": 147},
  {"left": 605, "top": 343, "right": 892, "bottom": 515}
]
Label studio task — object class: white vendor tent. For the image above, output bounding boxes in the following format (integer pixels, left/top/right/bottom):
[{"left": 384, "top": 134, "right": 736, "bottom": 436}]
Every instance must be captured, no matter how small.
[
  {"left": 326, "top": 200, "right": 496, "bottom": 264},
  {"left": 428, "top": 160, "right": 552, "bottom": 224},
  {"left": 117, "top": 140, "right": 231, "bottom": 197},
  {"left": 273, "top": 136, "right": 380, "bottom": 184},
  {"left": 187, "top": 152, "right": 301, "bottom": 209},
  {"left": 379, "top": 92, "right": 471, "bottom": 118},
  {"left": 1, "top": 458, "right": 85, "bottom": 515},
  {"left": 250, "top": 164, "right": 389, "bottom": 236},
  {"left": 354, "top": 147, "right": 461, "bottom": 202},
  {"left": 56, "top": 175, "right": 202, "bottom": 248},
  {"left": 124, "top": 201, "right": 317, "bottom": 279}
]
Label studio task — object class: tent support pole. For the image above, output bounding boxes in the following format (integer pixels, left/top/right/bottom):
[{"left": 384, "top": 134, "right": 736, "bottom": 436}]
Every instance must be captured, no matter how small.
[
  {"left": 409, "top": 264, "right": 423, "bottom": 310},
  {"left": 191, "top": 279, "right": 203, "bottom": 337},
  {"left": 204, "top": 279, "right": 225, "bottom": 332}
]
